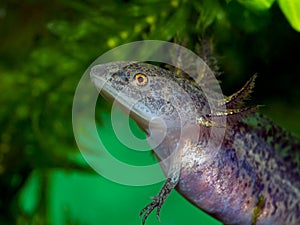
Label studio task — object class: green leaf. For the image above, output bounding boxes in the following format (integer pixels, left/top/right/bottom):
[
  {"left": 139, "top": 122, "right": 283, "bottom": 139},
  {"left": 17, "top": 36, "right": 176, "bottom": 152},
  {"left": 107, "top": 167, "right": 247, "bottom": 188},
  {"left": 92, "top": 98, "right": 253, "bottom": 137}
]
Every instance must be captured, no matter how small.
[
  {"left": 194, "top": 0, "right": 223, "bottom": 31},
  {"left": 278, "top": 0, "right": 300, "bottom": 32},
  {"left": 237, "top": 0, "right": 276, "bottom": 11}
]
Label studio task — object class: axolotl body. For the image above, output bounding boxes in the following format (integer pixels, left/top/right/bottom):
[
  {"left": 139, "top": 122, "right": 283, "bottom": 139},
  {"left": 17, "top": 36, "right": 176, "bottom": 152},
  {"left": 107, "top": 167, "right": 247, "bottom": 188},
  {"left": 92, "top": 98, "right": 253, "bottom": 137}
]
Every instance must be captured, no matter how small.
[{"left": 90, "top": 61, "right": 300, "bottom": 225}]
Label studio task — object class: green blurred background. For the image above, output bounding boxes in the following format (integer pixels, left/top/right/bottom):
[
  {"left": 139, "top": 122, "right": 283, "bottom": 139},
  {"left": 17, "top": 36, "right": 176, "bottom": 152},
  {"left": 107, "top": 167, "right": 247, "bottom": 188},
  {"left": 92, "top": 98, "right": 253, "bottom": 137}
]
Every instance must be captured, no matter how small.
[{"left": 1, "top": 0, "right": 300, "bottom": 225}]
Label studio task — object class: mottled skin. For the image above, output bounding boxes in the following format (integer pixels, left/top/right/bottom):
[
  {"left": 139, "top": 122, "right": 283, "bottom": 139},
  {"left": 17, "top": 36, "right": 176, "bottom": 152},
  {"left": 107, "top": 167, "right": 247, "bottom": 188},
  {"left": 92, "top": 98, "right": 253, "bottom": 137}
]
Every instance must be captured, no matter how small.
[{"left": 90, "top": 62, "right": 300, "bottom": 225}]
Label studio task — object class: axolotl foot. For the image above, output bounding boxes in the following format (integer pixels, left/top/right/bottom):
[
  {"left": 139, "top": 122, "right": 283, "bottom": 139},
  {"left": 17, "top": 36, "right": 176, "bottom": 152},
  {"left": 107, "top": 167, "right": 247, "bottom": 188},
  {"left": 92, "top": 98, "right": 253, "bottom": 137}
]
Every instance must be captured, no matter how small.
[{"left": 139, "top": 177, "right": 175, "bottom": 225}]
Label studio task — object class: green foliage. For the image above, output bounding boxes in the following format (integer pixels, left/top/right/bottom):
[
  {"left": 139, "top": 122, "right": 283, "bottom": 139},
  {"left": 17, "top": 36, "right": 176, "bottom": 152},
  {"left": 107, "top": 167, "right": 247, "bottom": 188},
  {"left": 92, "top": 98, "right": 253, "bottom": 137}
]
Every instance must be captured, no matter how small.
[
  {"left": 0, "top": 0, "right": 299, "bottom": 225},
  {"left": 237, "top": 0, "right": 276, "bottom": 11},
  {"left": 278, "top": 0, "right": 300, "bottom": 31},
  {"left": 234, "top": 0, "right": 300, "bottom": 32}
]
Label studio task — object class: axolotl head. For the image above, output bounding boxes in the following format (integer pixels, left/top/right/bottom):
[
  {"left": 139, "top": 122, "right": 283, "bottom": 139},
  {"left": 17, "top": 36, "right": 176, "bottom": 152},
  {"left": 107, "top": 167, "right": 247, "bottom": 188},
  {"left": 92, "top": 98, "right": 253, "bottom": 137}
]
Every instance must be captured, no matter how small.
[{"left": 90, "top": 61, "right": 211, "bottom": 135}]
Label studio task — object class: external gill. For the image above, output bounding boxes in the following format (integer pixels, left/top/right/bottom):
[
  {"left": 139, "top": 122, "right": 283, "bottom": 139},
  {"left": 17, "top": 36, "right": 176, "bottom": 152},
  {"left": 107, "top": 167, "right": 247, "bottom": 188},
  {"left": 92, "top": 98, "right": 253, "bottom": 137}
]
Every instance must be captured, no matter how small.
[
  {"left": 198, "top": 74, "right": 258, "bottom": 127},
  {"left": 222, "top": 74, "right": 257, "bottom": 108}
]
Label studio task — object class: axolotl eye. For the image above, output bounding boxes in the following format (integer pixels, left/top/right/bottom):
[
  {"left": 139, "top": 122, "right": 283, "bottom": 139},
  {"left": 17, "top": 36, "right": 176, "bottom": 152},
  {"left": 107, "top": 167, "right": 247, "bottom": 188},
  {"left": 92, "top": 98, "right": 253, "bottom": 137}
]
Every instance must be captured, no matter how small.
[{"left": 133, "top": 73, "right": 148, "bottom": 86}]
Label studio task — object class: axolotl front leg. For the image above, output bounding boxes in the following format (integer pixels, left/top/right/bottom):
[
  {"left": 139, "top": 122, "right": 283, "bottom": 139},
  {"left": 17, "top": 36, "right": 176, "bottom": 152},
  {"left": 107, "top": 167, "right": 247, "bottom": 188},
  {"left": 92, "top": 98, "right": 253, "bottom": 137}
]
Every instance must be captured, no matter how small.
[
  {"left": 139, "top": 176, "right": 178, "bottom": 225},
  {"left": 140, "top": 141, "right": 184, "bottom": 225}
]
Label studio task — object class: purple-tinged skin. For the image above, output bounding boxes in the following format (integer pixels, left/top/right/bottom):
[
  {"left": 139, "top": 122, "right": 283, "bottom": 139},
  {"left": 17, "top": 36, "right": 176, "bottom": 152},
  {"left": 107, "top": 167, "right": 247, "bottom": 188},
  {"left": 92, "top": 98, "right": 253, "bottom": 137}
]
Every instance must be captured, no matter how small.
[{"left": 90, "top": 62, "right": 300, "bottom": 225}]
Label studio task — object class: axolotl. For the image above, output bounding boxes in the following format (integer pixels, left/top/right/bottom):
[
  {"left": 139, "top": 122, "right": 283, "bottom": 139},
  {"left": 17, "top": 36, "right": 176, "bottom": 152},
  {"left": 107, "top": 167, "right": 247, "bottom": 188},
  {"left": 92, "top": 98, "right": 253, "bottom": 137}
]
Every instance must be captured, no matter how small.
[{"left": 90, "top": 61, "right": 300, "bottom": 225}]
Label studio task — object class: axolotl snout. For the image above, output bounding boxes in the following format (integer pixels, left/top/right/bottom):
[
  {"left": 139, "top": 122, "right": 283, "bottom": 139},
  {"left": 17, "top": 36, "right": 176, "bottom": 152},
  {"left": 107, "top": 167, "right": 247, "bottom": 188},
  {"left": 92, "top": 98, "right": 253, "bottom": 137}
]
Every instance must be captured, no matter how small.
[{"left": 90, "top": 61, "right": 300, "bottom": 225}]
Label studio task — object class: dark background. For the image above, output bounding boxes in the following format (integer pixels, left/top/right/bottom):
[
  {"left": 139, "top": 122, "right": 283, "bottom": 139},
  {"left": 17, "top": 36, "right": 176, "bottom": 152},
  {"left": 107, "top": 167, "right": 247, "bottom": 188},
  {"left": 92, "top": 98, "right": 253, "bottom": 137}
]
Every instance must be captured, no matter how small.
[{"left": 0, "top": 0, "right": 299, "bottom": 225}]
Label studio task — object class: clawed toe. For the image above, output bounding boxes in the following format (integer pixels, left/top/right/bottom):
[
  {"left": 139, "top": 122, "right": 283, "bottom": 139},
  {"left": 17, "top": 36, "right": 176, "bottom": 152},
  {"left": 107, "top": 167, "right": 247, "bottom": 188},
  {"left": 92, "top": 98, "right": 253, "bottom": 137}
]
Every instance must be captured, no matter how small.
[
  {"left": 139, "top": 177, "right": 175, "bottom": 225},
  {"left": 139, "top": 198, "right": 162, "bottom": 225}
]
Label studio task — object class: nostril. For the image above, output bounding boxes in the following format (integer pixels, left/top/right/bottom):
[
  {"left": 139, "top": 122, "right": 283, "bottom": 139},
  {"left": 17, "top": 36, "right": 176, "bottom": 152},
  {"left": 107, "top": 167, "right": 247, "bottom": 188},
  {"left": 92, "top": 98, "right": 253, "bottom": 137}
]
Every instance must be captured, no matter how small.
[
  {"left": 90, "top": 64, "right": 107, "bottom": 80},
  {"left": 90, "top": 61, "right": 134, "bottom": 81}
]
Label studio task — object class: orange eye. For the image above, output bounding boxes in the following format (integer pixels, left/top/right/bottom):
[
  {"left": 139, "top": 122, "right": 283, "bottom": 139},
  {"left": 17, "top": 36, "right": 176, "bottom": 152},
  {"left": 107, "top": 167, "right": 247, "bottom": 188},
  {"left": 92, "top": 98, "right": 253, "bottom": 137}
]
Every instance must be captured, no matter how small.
[{"left": 133, "top": 73, "right": 148, "bottom": 86}]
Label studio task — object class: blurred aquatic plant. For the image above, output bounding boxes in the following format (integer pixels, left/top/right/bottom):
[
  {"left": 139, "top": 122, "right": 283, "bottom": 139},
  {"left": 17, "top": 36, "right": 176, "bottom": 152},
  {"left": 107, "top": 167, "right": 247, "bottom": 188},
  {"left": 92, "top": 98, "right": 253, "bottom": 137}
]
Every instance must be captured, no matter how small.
[
  {"left": 236, "top": 0, "right": 300, "bottom": 31},
  {"left": 0, "top": 0, "right": 300, "bottom": 225}
]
